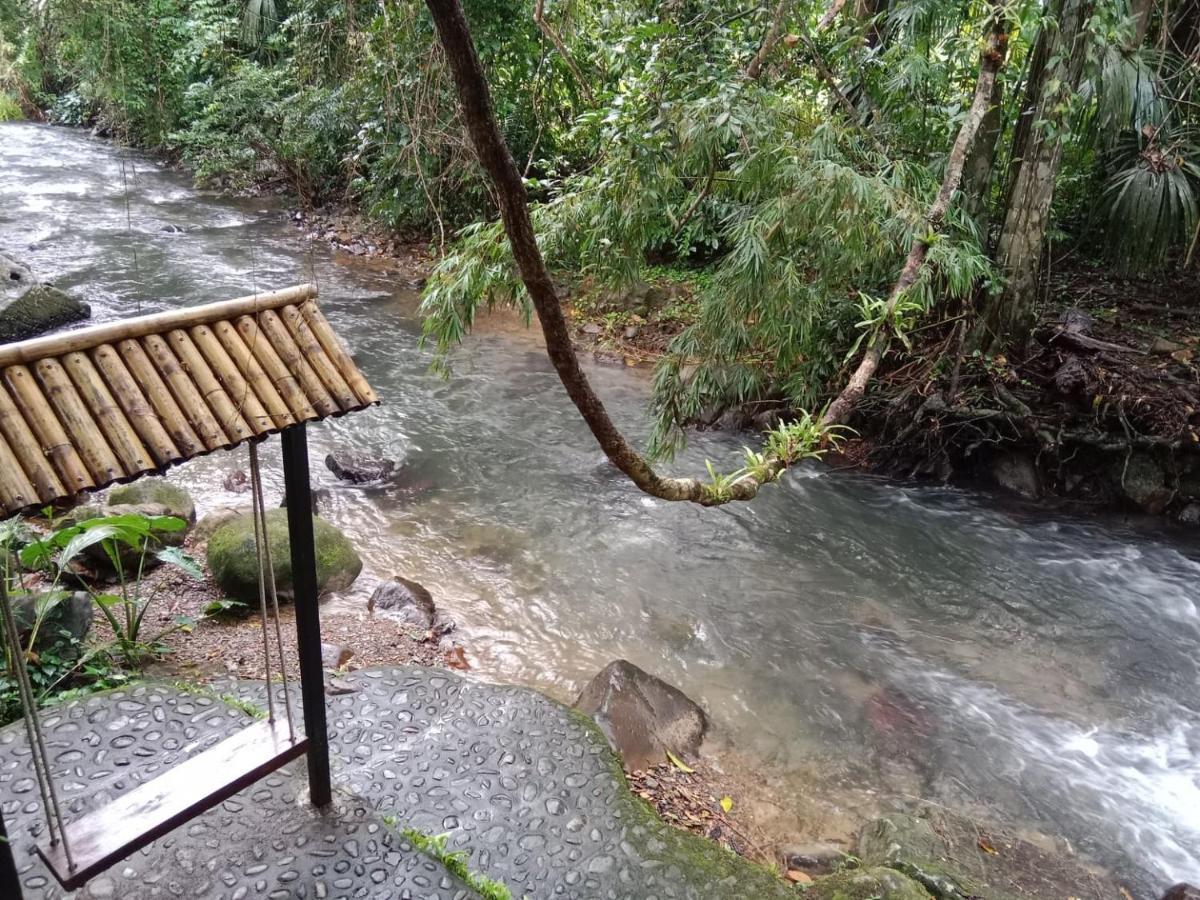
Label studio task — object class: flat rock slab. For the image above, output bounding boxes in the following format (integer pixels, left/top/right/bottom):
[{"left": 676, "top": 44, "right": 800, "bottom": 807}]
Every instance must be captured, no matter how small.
[{"left": 1, "top": 667, "right": 790, "bottom": 899}]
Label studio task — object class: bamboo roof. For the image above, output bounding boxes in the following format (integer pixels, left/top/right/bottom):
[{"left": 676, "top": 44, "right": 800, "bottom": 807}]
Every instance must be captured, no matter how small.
[{"left": 0, "top": 284, "right": 378, "bottom": 518}]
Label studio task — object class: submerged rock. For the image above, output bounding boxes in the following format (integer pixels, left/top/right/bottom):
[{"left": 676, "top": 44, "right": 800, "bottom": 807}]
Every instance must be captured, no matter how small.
[
  {"left": 1163, "top": 885, "right": 1200, "bottom": 900},
  {"left": 325, "top": 452, "right": 396, "bottom": 484},
  {"left": 206, "top": 508, "right": 362, "bottom": 603},
  {"left": 574, "top": 659, "right": 708, "bottom": 771},
  {"left": 806, "top": 866, "right": 928, "bottom": 900}
]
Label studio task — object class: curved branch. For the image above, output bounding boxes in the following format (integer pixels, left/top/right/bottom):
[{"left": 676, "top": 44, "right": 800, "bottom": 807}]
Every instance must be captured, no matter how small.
[
  {"left": 426, "top": 0, "right": 783, "bottom": 506},
  {"left": 822, "top": 7, "right": 1010, "bottom": 427}
]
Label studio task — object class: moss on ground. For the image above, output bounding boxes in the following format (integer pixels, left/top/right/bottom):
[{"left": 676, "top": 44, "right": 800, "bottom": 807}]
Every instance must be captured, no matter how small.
[{"left": 109, "top": 478, "right": 197, "bottom": 523}]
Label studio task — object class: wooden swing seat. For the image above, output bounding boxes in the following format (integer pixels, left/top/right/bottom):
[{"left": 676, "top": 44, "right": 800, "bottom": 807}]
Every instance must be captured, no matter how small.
[{"left": 37, "top": 720, "right": 308, "bottom": 891}]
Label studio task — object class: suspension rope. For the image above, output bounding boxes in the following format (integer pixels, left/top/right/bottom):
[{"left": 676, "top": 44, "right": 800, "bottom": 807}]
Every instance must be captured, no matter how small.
[
  {"left": 248, "top": 446, "right": 277, "bottom": 726},
  {"left": 0, "top": 580, "right": 74, "bottom": 871},
  {"left": 248, "top": 442, "right": 297, "bottom": 741}
]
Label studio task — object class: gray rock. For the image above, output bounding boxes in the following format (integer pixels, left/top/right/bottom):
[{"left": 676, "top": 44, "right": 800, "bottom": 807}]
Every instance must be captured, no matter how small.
[
  {"left": 1163, "top": 885, "right": 1200, "bottom": 900},
  {"left": 1115, "top": 453, "right": 1172, "bottom": 514},
  {"left": 324, "top": 452, "right": 396, "bottom": 484},
  {"left": 368, "top": 576, "right": 436, "bottom": 630},
  {"left": 206, "top": 508, "right": 362, "bottom": 603},
  {"left": 1179, "top": 504, "right": 1200, "bottom": 526},
  {"left": 321, "top": 642, "right": 354, "bottom": 669},
  {"left": 192, "top": 505, "right": 251, "bottom": 545},
  {"left": 806, "top": 867, "right": 929, "bottom": 900},
  {"left": 990, "top": 451, "right": 1040, "bottom": 499},
  {"left": 7, "top": 590, "right": 93, "bottom": 649},
  {"left": 0, "top": 251, "right": 90, "bottom": 343},
  {"left": 778, "top": 842, "right": 847, "bottom": 876},
  {"left": 574, "top": 659, "right": 708, "bottom": 771},
  {"left": 107, "top": 478, "right": 196, "bottom": 524}
]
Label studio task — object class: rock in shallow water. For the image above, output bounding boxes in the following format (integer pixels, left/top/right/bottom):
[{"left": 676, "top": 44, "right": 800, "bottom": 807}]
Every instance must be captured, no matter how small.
[
  {"left": 324, "top": 452, "right": 396, "bottom": 484},
  {"left": 0, "top": 251, "right": 90, "bottom": 343},
  {"left": 1163, "top": 886, "right": 1200, "bottom": 900},
  {"left": 573, "top": 658, "right": 708, "bottom": 771}
]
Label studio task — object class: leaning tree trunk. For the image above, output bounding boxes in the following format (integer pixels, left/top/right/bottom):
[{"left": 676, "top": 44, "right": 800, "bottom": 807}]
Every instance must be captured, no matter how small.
[{"left": 974, "top": 0, "right": 1093, "bottom": 351}]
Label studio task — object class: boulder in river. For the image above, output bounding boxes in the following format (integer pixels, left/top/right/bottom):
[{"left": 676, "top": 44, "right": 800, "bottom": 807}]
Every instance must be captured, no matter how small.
[
  {"left": 0, "top": 251, "right": 90, "bottom": 343},
  {"left": 573, "top": 659, "right": 708, "bottom": 771},
  {"left": 206, "top": 508, "right": 362, "bottom": 603},
  {"left": 1163, "top": 885, "right": 1200, "bottom": 900},
  {"left": 325, "top": 452, "right": 396, "bottom": 484},
  {"left": 368, "top": 576, "right": 454, "bottom": 637}
]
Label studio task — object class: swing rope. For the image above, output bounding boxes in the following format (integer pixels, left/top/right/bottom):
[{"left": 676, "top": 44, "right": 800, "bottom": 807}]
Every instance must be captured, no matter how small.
[
  {"left": 0, "top": 579, "right": 73, "bottom": 872},
  {"left": 248, "top": 442, "right": 297, "bottom": 740}
]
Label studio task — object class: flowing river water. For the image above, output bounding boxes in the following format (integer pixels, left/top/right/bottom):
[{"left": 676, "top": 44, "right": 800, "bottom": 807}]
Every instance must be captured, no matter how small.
[{"left": 3, "top": 123, "right": 1199, "bottom": 896}]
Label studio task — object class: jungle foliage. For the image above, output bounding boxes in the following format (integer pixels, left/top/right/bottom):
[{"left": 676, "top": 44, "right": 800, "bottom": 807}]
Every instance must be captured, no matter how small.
[{"left": 2, "top": 0, "right": 1197, "bottom": 449}]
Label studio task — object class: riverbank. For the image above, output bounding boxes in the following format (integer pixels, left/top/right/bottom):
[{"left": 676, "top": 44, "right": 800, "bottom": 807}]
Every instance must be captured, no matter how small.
[{"left": 289, "top": 203, "right": 1200, "bottom": 528}]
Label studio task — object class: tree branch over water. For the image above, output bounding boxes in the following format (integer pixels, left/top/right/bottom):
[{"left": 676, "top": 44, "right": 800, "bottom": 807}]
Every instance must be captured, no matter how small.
[{"left": 423, "top": 0, "right": 1008, "bottom": 505}]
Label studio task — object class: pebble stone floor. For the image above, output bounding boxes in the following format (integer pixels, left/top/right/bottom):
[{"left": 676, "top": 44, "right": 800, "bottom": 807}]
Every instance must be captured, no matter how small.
[{"left": 0, "top": 666, "right": 791, "bottom": 900}]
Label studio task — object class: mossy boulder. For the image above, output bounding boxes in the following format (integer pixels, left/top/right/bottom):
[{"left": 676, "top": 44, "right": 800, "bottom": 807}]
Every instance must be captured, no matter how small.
[
  {"left": 0, "top": 279, "right": 90, "bottom": 344},
  {"left": 206, "top": 508, "right": 362, "bottom": 603},
  {"left": 108, "top": 479, "right": 196, "bottom": 525},
  {"left": 806, "top": 866, "right": 929, "bottom": 900}
]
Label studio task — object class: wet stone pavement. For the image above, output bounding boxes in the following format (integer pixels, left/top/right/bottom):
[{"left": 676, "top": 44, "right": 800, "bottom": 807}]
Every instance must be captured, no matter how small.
[{"left": 0, "top": 667, "right": 790, "bottom": 899}]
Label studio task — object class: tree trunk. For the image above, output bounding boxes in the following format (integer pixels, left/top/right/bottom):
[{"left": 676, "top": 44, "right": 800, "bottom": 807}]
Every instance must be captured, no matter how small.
[
  {"left": 821, "top": 8, "right": 1010, "bottom": 426},
  {"left": 746, "top": 0, "right": 793, "bottom": 79},
  {"left": 960, "top": 78, "right": 1004, "bottom": 238},
  {"left": 974, "top": 0, "right": 1093, "bottom": 352},
  {"left": 1129, "top": 0, "right": 1155, "bottom": 47},
  {"left": 423, "top": 0, "right": 752, "bottom": 504}
]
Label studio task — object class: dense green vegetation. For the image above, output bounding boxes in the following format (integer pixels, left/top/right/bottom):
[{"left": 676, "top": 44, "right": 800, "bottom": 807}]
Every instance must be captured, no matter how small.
[{"left": 1, "top": 0, "right": 1196, "bottom": 459}]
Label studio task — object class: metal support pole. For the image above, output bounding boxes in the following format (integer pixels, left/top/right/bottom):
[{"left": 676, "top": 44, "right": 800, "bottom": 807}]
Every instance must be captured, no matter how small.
[
  {"left": 0, "top": 804, "right": 23, "bottom": 900},
  {"left": 280, "top": 424, "right": 333, "bottom": 808}
]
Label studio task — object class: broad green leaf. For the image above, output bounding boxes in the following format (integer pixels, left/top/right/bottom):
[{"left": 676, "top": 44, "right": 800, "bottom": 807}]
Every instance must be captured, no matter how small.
[{"left": 157, "top": 546, "right": 203, "bottom": 579}]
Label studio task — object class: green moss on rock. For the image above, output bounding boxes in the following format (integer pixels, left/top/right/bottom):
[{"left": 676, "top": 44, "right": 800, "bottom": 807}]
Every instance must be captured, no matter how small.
[
  {"left": 0, "top": 283, "right": 90, "bottom": 343},
  {"left": 806, "top": 866, "right": 930, "bottom": 900},
  {"left": 207, "top": 508, "right": 362, "bottom": 603},
  {"left": 108, "top": 479, "right": 196, "bottom": 523}
]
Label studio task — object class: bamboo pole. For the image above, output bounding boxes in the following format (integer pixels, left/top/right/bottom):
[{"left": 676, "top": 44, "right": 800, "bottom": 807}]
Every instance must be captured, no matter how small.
[
  {"left": 211, "top": 320, "right": 295, "bottom": 429},
  {"left": 34, "top": 358, "right": 126, "bottom": 484},
  {"left": 165, "top": 329, "right": 253, "bottom": 442},
  {"left": 234, "top": 315, "right": 317, "bottom": 422},
  {"left": 125, "top": 338, "right": 224, "bottom": 451},
  {"left": 0, "top": 428, "right": 40, "bottom": 515},
  {"left": 62, "top": 351, "right": 155, "bottom": 477},
  {"left": 115, "top": 340, "right": 207, "bottom": 460},
  {"left": 0, "top": 285, "right": 318, "bottom": 369},
  {"left": 278, "top": 305, "right": 359, "bottom": 410},
  {"left": 299, "top": 302, "right": 379, "bottom": 406},
  {"left": 141, "top": 334, "right": 231, "bottom": 450},
  {"left": 92, "top": 343, "right": 183, "bottom": 467},
  {"left": 188, "top": 324, "right": 274, "bottom": 434},
  {"left": 3, "top": 365, "right": 94, "bottom": 493},
  {"left": 256, "top": 309, "right": 339, "bottom": 418},
  {"left": 0, "top": 381, "right": 67, "bottom": 502}
]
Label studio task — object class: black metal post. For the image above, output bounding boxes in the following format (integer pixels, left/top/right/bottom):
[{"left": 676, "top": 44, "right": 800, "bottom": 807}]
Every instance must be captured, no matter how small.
[
  {"left": 280, "top": 424, "right": 333, "bottom": 808},
  {"left": 0, "top": 805, "right": 22, "bottom": 900}
]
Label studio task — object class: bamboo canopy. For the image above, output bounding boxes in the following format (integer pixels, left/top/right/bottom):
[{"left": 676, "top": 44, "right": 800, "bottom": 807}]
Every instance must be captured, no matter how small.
[{"left": 0, "top": 284, "right": 378, "bottom": 517}]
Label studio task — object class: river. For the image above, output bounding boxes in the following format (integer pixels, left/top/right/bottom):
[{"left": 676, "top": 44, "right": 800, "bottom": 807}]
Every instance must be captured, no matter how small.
[{"left": 2, "top": 122, "right": 1198, "bottom": 897}]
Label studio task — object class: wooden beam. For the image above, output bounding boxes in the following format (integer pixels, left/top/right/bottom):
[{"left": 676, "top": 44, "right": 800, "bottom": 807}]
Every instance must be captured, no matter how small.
[
  {"left": 37, "top": 720, "right": 308, "bottom": 891},
  {"left": 280, "top": 424, "right": 333, "bottom": 807},
  {"left": 0, "top": 284, "right": 317, "bottom": 369}
]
